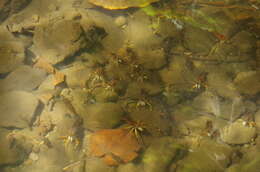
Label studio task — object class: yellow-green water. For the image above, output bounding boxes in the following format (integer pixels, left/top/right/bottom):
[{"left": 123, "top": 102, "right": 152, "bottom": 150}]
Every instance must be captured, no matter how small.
[{"left": 0, "top": 0, "right": 260, "bottom": 172}]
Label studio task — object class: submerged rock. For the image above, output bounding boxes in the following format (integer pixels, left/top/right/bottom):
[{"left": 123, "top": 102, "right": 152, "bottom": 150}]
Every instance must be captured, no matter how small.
[
  {"left": 234, "top": 70, "right": 260, "bottom": 96},
  {"left": 254, "top": 110, "right": 260, "bottom": 133},
  {"left": 256, "top": 41, "right": 260, "bottom": 68},
  {"left": 0, "top": 129, "right": 28, "bottom": 165},
  {"left": 183, "top": 26, "right": 217, "bottom": 54},
  {"left": 81, "top": 103, "right": 124, "bottom": 131},
  {"left": 159, "top": 55, "right": 193, "bottom": 87},
  {"left": 36, "top": 74, "right": 56, "bottom": 92},
  {"left": 114, "top": 16, "right": 127, "bottom": 27},
  {"left": 136, "top": 48, "right": 166, "bottom": 70},
  {"left": 211, "top": 31, "right": 256, "bottom": 62},
  {"left": 129, "top": 109, "right": 172, "bottom": 137},
  {"left": 32, "top": 19, "right": 88, "bottom": 64},
  {"left": 220, "top": 119, "right": 256, "bottom": 145},
  {"left": 0, "top": 40, "right": 25, "bottom": 74},
  {"left": 228, "top": 158, "right": 260, "bottom": 172},
  {"left": 0, "top": 91, "right": 39, "bottom": 128},
  {"left": 85, "top": 157, "right": 116, "bottom": 172},
  {"left": 207, "top": 72, "right": 239, "bottom": 99},
  {"left": 6, "top": 146, "right": 70, "bottom": 172},
  {"left": 124, "top": 10, "right": 162, "bottom": 49},
  {"left": 192, "top": 91, "right": 245, "bottom": 120},
  {"left": 117, "top": 163, "right": 143, "bottom": 172},
  {"left": 226, "top": 149, "right": 260, "bottom": 172},
  {"left": 0, "top": 0, "right": 31, "bottom": 23},
  {"left": 92, "top": 87, "right": 118, "bottom": 103},
  {"left": 61, "top": 62, "right": 92, "bottom": 88},
  {"left": 142, "top": 137, "right": 185, "bottom": 172},
  {"left": 0, "top": 65, "right": 46, "bottom": 92},
  {"left": 176, "top": 139, "right": 232, "bottom": 172}
]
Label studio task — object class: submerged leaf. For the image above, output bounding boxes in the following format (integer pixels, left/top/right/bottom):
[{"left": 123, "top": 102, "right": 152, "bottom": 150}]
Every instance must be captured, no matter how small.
[
  {"left": 34, "top": 58, "right": 55, "bottom": 74},
  {"left": 89, "top": 128, "right": 141, "bottom": 165},
  {"left": 34, "top": 58, "right": 65, "bottom": 86},
  {"left": 53, "top": 71, "right": 65, "bottom": 86}
]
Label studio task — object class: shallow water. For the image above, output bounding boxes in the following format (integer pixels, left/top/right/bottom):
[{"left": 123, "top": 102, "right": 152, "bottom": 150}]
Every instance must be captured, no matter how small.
[{"left": 0, "top": 0, "right": 260, "bottom": 172}]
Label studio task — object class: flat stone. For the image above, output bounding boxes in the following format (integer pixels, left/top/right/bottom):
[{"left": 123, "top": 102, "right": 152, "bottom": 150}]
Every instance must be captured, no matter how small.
[
  {"left": 234, "top": 70, "right": 260, "bottom": 96},
  {"left": 207, "top": 72, "right": 240, "bottom": 99},
  {"left": 117, "top": 163, "right": 142, "bottom": 172},
  {"left": 81, "top": 102, "right": 124, "bottom": 131},
  {"left": 183, "top": 26, "right": 217, "bottom": 54},
  {"left": 0, "top": 91, "right": 39, "bottom": 128},
  {"left": 192, "top": 91, "right": 245, "bottom": 120},
  {"left": 37, "top": 75, "right": 55, "bottom": 92},
  {"left": 142, "top": 137, "right": 185, "bottom": 172},
  {"left": 85, "top": 157, "right": 116, "bottom": 172},
  {"left": 61, "top": 62, "right": 91, "bottom": 88},
  {"left": 0, "top": 65, "right": 46, "bottom": 92},
  {"left": 256, "top": 41, "right": 260, "bottom": 68},
  {"left": 114, "top": 16, "right": 127, "bottom": 27},
  {"left": 0, "top": 0, "right": 31, "bottom": 23},
  {"left": 125, "top": 11, "right": 162, "bottom": 49},
  {"left": 0, "top": 129, "right": 29, "bottom": 165},
  {"left": 0, "top": 0, "right": 10, "bottom": 22},
  {"left": 136, "top": 48, "right": 166, "bottom": 70},
  {"left": 159, "top": 55, "right": 191, "bottom": 86},
  {"left": 61, "top": 88, "right": 91, "bottom": 115},
  {"left": 92, "top": 87, "right": 118, "bottom": 103},
  {"left": 32, "top": 19, "right": 88, "bottom": 64},
  {"left": 220, "top": 120, "right": 256, "bottom": 144},
  {"left": 209, "top": 11, "right": 238, "bottom": 39},
  {"left": 211, "top": 31, "right": 256, "bottom": 62},
  {"left": 129, "top": 109, "right": 172, "bottom": 137},
  {"left": 254, "top": 110, "right": 260, "bottom": 132},
  {"left": 176, "top": 138, "right": 232, "bottom": 172},
  {"left": 61, "top": 88, "right": 123, "bottom": 131},
  {"left": 7, "top": 146, "right": 70, "bottom": 172},
  {"left": 0, "top": 41, "right": 25, "bottom": 74},
  {"left": 226, "top": 150, "right": 260, "bottom": 172}
]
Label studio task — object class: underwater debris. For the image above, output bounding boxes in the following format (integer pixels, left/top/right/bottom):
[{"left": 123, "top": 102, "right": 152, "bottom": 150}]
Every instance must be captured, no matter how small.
[
  {"left": 34, "top": 58, "right": 65, "bottom": 86},
  {"left": 34, "top": 58, "right": 55, "bottom": 74},
  {"left": 89, "top": 128, "right": 141, "bottom": 166}
]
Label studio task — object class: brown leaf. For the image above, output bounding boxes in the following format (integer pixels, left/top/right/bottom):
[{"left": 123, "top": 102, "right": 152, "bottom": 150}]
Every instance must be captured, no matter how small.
[
  {"left": 53, "top": 71, "right": 65, "bottom": 86},
  {"left": 103, "top": 154, "right": 120, "bottom": 166},
  {"left": 34, "top": 58, "right": 66, "bottom": 86},
  {"left": 89, "top": 128, "right": 141, "bottom": 166},
  {"left": 34, "top": 58, "right": 55, "bottom": 74}
]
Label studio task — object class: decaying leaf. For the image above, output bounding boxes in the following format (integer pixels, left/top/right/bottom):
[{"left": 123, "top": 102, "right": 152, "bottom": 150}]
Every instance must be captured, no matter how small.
[
  {"left": 103, "top": 154, "right": 119, "bottom": 166},
  {"left": 34, "top": 58, "right": 66, "bottom": 86},
  {"left": 53, "top": 71, "right": 65, "bottom": 86},
  {"left": 89, "top": 128, "right": 141, "bottom": 166},
  {"left": 34, "top": 58, "right": 55, "bottom": 74}
]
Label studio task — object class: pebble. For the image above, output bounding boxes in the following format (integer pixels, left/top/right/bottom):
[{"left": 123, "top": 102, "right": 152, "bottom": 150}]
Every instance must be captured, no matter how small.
[
  {"left": 0, "top": 91, "right": 39, "bottom": 128},
  {"left": 220, "top": 119, "right": 256, "bottom": 144}
]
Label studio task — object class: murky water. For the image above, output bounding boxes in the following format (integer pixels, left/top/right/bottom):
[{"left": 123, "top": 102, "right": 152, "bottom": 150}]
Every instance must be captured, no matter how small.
[{"left": 0, "top": 0, "right": 260, "bottom": 172}]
